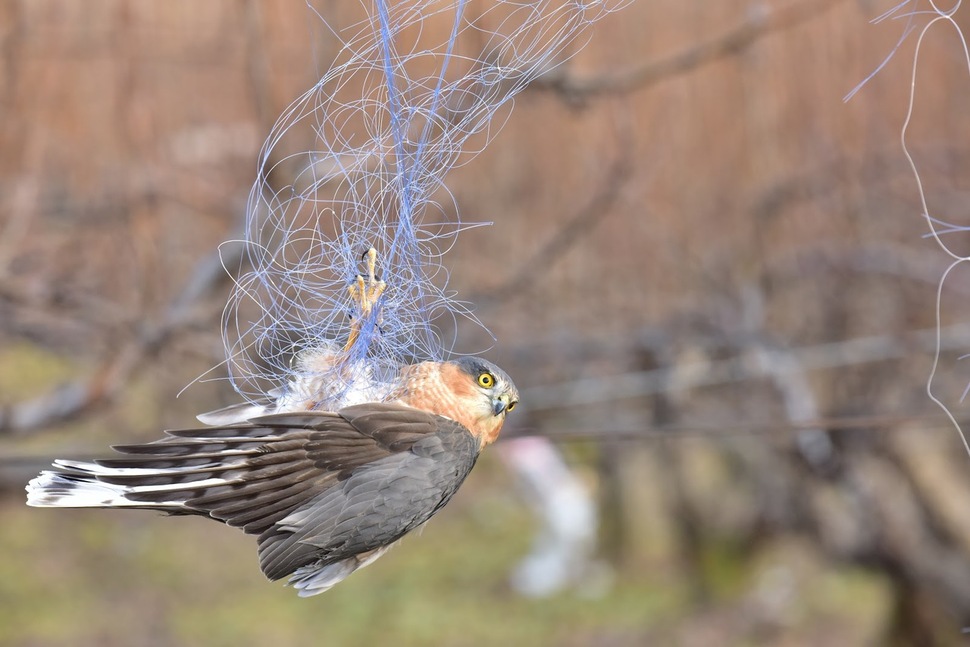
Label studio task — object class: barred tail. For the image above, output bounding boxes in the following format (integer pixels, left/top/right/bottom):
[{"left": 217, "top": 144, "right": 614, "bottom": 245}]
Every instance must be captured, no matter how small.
[
  {"left": 24, "top": 427, "right": 280, "bottom": 512},
  {"left": 25, "top": 459, "right": 223, "bottom": 510}
]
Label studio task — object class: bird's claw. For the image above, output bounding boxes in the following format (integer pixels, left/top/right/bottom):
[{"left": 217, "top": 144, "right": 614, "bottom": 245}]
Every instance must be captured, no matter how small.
[{"left": 344, "top": 247, "right": 386, "bottom": 352}]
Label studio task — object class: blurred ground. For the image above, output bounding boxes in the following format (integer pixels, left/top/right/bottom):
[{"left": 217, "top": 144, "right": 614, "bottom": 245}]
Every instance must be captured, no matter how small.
[
  {"left": 4, "top": 0, "right": 970, "bottom": 645},
  {"left": 0, "top": 448, "right": 892, "bottom": 647}
]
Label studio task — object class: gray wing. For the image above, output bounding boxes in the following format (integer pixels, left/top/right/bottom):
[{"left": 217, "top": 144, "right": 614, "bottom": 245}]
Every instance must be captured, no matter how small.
[
  {"left": 256, "top": 419, "right": 480, "bottom": 581},
  {"left": 97, "top": 402, "right": 480, "bottom": 581}
]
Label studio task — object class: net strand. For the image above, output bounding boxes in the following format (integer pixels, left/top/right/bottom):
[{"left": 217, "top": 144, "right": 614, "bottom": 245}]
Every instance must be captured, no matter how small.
[
  {"left": 851, "top": 1, "right": 970, "bottom": 456},
  {"left": 219, "top": 0, "right": 628, "bottom": 406}
]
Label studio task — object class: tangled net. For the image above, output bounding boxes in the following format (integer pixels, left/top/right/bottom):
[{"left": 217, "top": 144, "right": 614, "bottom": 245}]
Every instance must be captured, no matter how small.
[
  {"left": 221, "top": 0, "right": 626, "bottom": 407},
  {"left": 849, "top": 1, "right": 970, "bottom": 455}
]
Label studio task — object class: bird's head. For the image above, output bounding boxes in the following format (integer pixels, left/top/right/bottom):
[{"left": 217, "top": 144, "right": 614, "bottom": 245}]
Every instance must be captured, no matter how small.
[
  {"left": 448, "top": 356, "right": 518, "bottom": 448},
  {"left": 452, "top": 355, "right": 519, "bottom": 416},
  {"left": 398, "top": 356, "right": 518, "bottom": 448}
]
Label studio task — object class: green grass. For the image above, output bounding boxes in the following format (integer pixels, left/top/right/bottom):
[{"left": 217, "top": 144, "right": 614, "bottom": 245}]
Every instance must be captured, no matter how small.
[
  {"left": 0, "top": 473, "right": 678, "bottom": 647},
  {"left": 0, "top": 463, "right": 893, "bottom": 647}
]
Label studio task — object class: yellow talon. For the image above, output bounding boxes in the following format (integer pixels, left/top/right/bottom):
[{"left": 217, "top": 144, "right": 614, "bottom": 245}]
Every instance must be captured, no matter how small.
[{"left": 343, "top": 247, "right": 386, "bottom": 352}]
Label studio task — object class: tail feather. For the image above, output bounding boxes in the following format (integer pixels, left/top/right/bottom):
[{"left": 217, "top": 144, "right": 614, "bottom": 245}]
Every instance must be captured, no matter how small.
[
  {"left": 195, "top": 398, "right": 276, "bottom": 426},
  {"left": 24, "top": 445, "right": 264, "bottom": 512},
  {"left": 111, "top": 436, "right": 269, "bottom": 454},
  {"left": 26, "top": 470, "right": 186, "bottom": 509},
  {"left": 23, "top": 427, "right": 322, "bottom": 529}
]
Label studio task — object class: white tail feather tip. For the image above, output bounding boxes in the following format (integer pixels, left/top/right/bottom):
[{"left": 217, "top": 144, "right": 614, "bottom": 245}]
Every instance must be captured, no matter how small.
[{"left": 26, "top": 471, "right": 135, "bottom": 508}]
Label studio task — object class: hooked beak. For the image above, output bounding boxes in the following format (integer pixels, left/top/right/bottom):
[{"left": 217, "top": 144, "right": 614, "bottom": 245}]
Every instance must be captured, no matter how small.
[{"left": 492, "top": 394, "right": 510, "bottom": 416}]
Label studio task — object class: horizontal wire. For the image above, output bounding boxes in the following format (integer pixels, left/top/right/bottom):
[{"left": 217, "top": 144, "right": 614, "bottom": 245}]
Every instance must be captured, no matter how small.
[{"left": 505, "top": 411, "right": 968, "bottom": 442}]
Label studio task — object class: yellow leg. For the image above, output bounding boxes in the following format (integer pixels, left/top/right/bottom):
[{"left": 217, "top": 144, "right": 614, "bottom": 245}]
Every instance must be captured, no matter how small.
[{"left": 343, "top": 247, "right": 386, "bottom": 352}]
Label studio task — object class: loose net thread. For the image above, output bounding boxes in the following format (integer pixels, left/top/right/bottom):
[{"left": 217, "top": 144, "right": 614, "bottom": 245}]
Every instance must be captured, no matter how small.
[
  {"left": 849, "top": 1, "right": 970, "bottom": 457},
  {"left": 221, "top": 0, "right": 628, "bottom": 406}
]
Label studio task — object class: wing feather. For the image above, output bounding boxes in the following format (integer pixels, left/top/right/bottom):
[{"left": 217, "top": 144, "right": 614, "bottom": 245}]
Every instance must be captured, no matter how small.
[
  {"left": 256, "top": 422, "right": 480, "bottom": 581},
  {"left": 32, "top": 402, "right": 481, "bottom": 584}
]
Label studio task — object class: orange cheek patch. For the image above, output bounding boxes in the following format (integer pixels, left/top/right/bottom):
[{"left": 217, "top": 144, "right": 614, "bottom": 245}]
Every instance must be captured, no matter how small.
[
  {"left": 398, "top": 362, "right": 503, "bottom": 449},
  {"left": 439, "top": 364, "right": 476, "bottom": 399}
]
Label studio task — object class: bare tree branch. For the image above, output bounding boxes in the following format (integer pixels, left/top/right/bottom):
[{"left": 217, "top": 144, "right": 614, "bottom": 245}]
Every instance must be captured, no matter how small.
[
  {"left": 519, "top": 323, "right": 970, "bottom": 411},
  {"left": 0, "top": 229, "right": 245, "bottom": 436},
  {"left": 534, "top": 0, "right": 846, "bottom": 102},
  {"left": 476, "top": 113, "right": 635, "bottom": 306}
]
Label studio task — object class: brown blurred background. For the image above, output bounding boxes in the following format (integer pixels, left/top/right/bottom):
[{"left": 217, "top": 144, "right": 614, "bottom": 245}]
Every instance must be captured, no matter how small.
[{"left": 4, "top": 1, "right": 970, "bottom": 645}]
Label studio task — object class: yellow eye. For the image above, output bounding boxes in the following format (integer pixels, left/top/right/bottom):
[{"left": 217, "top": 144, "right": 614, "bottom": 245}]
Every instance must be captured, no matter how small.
[
  {"left": 507, "top": 401, "right": 517, "bottom": 412},
  {"left": 478, "top": 372, "right": 495, "bottom": 388}
]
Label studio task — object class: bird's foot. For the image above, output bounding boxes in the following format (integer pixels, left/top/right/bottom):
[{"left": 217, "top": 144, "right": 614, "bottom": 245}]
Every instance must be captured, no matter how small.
[{"left": 344, "top": 247, "right": 386, "bottom": 352}]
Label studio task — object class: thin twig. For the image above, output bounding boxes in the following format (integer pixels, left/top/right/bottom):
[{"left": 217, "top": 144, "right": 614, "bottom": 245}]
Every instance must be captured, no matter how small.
[
  {"left": 0, "top": 225, "right": 246, "bottom": 436},
  {"left": 534, "top": 0, "right": 846, "bottom": 101},
  {"left": 519, "top": 323, "right": 970, "bottom": 411}
]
